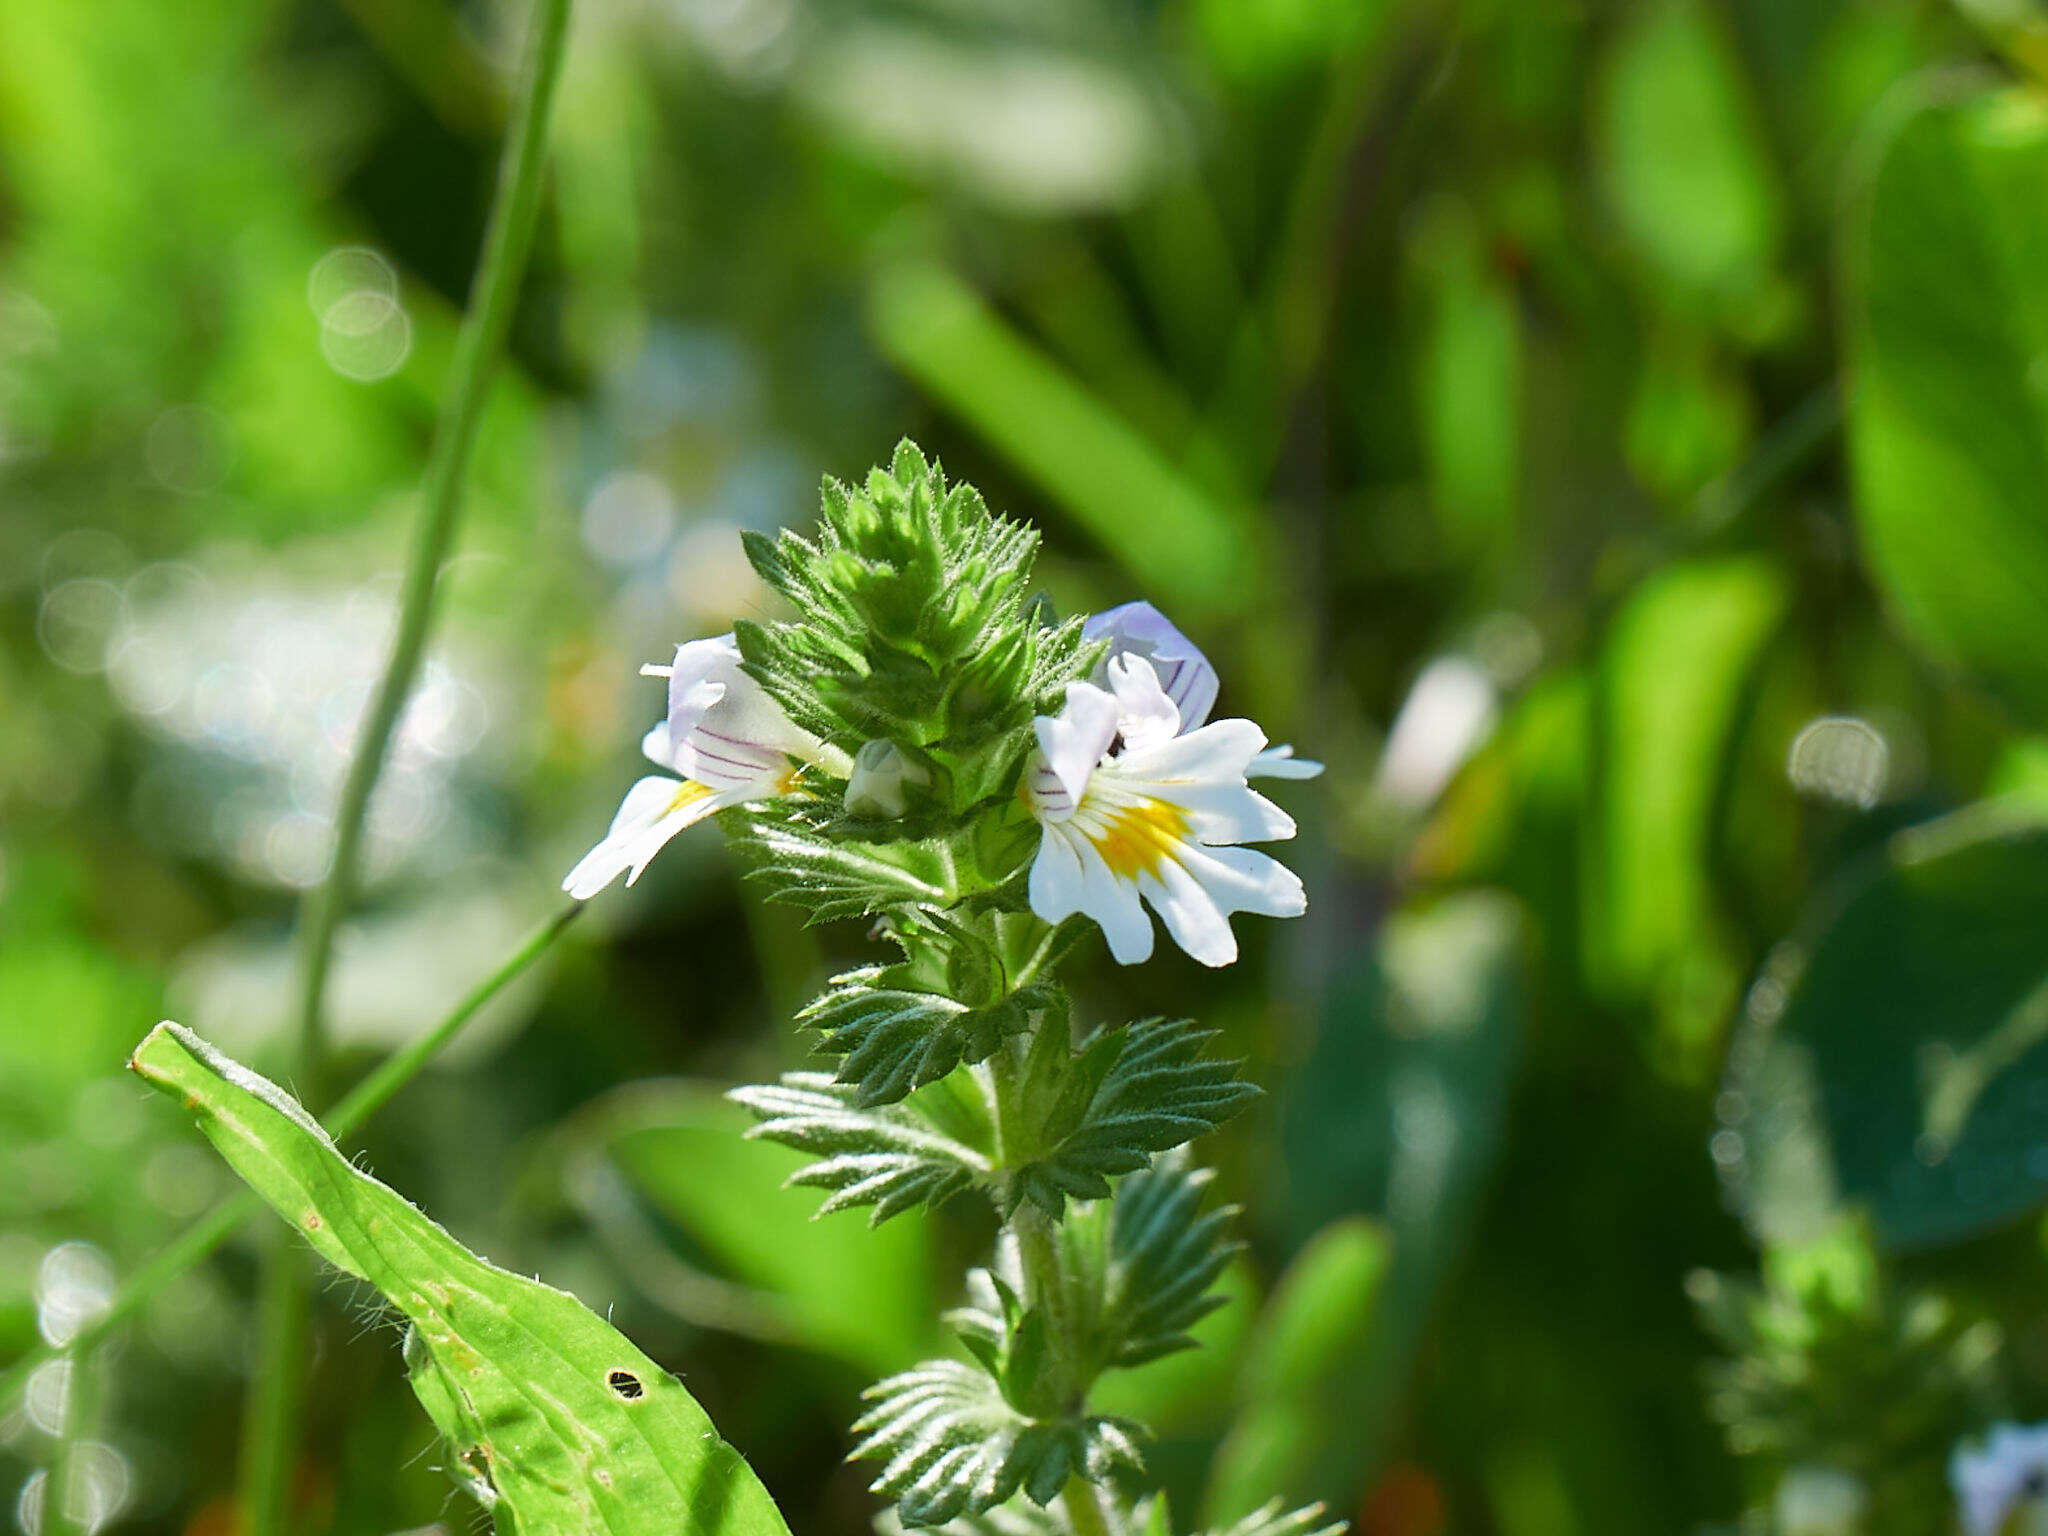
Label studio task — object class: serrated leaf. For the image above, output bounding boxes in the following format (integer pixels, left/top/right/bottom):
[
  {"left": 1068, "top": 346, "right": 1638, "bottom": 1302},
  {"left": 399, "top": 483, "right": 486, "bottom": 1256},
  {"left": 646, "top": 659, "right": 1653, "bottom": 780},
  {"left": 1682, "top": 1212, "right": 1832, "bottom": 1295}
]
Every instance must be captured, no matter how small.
[
  {"left": 804, "top": 965, "right": 1043, "bottom": 1107},
  {"left": 129, "top": 1023, "right": 791, "bottom": 1536},
  {"left": 730, "top": 1072, "right": 991, "bottom": 1221},
  {"left": 1204, "top": 1504, "right": 1348, "bottom": 1536},
  {"left": 877, "top": 1492, "right": 1343, "bottom": 1536},
  {"left": 1004, "top": 1019, "right": 1260, "bottom": 1219},
  {"left": 955, "top": 1157, "right": 1241, "bottom": 1381},
  {"left": 876, "top": 1491, "right": 1168, "bottom": 1536},
  {"left": 728, "top": 807, "right": 954, "bottom": 925},
  {"left": 852, "top": 1359, "right": 1144, "bottom": 1526}
]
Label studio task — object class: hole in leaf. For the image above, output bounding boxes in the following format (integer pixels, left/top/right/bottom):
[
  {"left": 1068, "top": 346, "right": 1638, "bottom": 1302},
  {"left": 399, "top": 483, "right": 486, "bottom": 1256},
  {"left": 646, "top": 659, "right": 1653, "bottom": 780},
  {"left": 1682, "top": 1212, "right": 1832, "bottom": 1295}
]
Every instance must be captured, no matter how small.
[{"left": 607, "top": 1368, "right": 644, "bottom": 1400}]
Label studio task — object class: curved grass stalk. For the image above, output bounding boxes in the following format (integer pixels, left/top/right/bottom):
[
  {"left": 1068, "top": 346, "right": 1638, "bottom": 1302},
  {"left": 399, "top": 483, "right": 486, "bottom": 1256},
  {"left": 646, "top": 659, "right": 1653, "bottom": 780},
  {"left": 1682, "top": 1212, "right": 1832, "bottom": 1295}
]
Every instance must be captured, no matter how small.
[{"left": 239, "top": 0, "right": 574, "bottom": 1526}]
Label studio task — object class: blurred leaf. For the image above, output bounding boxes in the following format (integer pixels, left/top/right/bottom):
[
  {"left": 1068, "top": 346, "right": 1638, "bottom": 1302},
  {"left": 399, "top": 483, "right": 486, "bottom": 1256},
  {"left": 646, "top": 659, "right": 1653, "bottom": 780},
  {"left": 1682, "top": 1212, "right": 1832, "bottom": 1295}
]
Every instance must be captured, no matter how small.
[
  {"left": 1622, "top": 331, "right": 1753, "bottom": 504},
  {"left": 1719, "top": 805, "right": 2048, "bottom": 1250},
  {"left": 1586, "top": 556, "right": 1788, "bottom": 1029},
  {"left": 1846, "top": 85, "right": 2048, "bottom": 722},
  {"left": 595, "top": 1080, "right": 937, "bottom": 1374},
  {"left": 867, "top": 258, "right": 1257, "bottom": 620},
  {"left": 1596, "top": 0, "right": 1784, "bottom": 313},
  {"left": 1206, "top": 1218, "right": 1391, "bottom": 1522},
  {"left": 1193, "top": 0, "right": 1386, "bottom": 82},
  {"left": 1409, "top": 199, "right": 1522, "bottom": 556},
  {"left": 131, "top": 1023, "right": 793, "bottom": 1536},
  {"left": 1270, "top": 891, "right": 1525, "bottom": 1510}
]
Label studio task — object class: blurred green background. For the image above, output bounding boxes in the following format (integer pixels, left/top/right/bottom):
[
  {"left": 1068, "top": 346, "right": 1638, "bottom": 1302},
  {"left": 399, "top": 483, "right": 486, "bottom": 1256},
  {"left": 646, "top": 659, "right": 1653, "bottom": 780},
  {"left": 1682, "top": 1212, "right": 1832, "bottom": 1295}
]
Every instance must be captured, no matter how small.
[{"left": 9, "top": 0, "right": 2048, "bottom": 1531}]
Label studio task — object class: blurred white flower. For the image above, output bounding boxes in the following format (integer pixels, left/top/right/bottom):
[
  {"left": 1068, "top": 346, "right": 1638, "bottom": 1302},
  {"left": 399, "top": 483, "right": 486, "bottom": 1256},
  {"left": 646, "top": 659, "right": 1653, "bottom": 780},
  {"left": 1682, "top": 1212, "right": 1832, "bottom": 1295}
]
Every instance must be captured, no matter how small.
[
  {"left": 1954, "top": 1423, "right": 2048, "bottom": 1536},
  {"left": 1775, "top": 1465, "right": 1867, "bottom": 1536}
]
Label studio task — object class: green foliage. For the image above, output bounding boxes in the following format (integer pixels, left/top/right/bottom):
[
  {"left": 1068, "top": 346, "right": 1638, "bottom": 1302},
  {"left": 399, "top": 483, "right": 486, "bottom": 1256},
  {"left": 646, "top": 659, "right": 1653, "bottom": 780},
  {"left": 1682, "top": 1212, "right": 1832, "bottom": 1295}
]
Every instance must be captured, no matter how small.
[
  {"left": 852, "top": 1360, "right": 1145, "bottom": 1525},
  {"left": 952, "top": 1160, "right": 1242, "bottom": 1387},
  {"left": 1718, "top": 807, "right": 2048, "bottom": 1251},
  {"left": 1692, "top": 1217, "right": 1999, "bottom": 1534},
  {"left": 582, "top": 1080, "right": 939, "bottom": 1373},
  {"left": 995, "top": 1021, "right": 1262, "bottom": 1220},
  {"left": 1207, "top": 1220, "right": 1391, "bottom": 1523},
  {"left": 729, "top": 1072, "right": 991, "bottom": 1222},
  {"left": 800, "top": 963, "right": 1046, "bottom": 1108},
  {"left": 1847, "top": 87, "right": 2048, "bottom": 722},
  {"left": 129, "top": 1024, "right": 793, "bottom": 1536},
  {"left": 736, "top": 439, "right": 1091, "bottom": 811},
  {"left": 889, "top": 1492, "right": 1340, "bottom": 1536}
]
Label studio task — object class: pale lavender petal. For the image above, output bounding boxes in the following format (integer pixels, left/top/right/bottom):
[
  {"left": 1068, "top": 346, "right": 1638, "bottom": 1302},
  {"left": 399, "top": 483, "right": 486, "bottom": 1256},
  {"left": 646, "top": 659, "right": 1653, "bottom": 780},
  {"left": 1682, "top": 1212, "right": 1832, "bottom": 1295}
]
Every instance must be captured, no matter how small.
[{"left": 1084, "top": 600, "right": 1220, "bottom": 734}]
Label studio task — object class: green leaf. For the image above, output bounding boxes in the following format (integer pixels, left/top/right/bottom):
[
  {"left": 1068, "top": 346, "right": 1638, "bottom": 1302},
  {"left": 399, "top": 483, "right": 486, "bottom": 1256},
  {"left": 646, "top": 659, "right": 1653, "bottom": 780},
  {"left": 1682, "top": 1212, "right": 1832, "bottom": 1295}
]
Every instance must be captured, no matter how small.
[
  {"left": 1586, "top": 556, "right": 1788, "bottom": 1032},
  {"left": 129, "top": 1022, "right": 792, "bottom": 1536},
  {"left": 1846, "top": 86, "right": 2048, "bottom": 721},
  {"left": 1206, "top": 1220, "right": 1391, "bottom": 1523},
  {"left": 727, "top": 806, "right": 955, "bottom": 926},
  {"left": 866, "top": 260, "right": 1258, "bottom": 623},
  {"left": 1002, "top": 1018, "right": 1262, "bottom": 1220},
  {"left": 730, "top": 1072, "right": 991, "bottom": 1222},
  {"left": 803, "top": 965, "right": 1044, "bottom": 1108},
  {"left": 852, "top": 1359, "right": 1145, "bottom": 1526},
  {"left": 953, "top": 1158, "right": 1242, "bottom": 1380},
  {"left": 584, "top": 1080, "right": 939, "bottom": 1374},
  {"left": 1718, "top": 805, "right": 2048, "bottom": 1250},
  {"left": 1272, "top": 892, "right": 1524, "bottom": 1508}
]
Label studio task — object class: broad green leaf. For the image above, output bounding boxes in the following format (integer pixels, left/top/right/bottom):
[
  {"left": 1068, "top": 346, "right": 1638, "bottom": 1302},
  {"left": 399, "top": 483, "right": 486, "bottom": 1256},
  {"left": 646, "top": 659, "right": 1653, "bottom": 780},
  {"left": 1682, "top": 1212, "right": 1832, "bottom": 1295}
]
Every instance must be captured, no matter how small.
[
  {"left": 1718, "top": 805, "right": 2048, "bottom": 1250},
  {"left": 867, "top": 258, "right": 1256, "bottom": 622},
  {"left": 1586, "top": 556, "right": 1788, "bottom": 1027},
  {"left": 1846, "top": 86, "right": 2048, "bottom": 721},
  {"left": 595, "top": 1080, "right": 938, "bottom": 1375},
  {"left": 130, "top": 1023, "right": 793, "bottom": 1536}
]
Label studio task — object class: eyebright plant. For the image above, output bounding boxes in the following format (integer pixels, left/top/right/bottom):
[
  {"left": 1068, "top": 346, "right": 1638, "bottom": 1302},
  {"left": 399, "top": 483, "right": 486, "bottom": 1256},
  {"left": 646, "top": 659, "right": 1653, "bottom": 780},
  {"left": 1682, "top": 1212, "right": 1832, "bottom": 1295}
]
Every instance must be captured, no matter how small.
[{"left": 566, "top": 441, "right": 1329, "bottom": 1530}]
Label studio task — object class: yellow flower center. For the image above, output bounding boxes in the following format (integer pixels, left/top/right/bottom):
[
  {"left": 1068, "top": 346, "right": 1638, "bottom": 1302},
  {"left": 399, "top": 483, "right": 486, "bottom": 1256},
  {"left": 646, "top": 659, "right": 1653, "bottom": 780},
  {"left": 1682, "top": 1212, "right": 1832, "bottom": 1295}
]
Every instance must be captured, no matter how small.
[
  {"left": 669, "top": 779, "right": 718, "bottom": 814},
  {"left": 1089, "top": 797, "right": 1190, "bottom": 880}
]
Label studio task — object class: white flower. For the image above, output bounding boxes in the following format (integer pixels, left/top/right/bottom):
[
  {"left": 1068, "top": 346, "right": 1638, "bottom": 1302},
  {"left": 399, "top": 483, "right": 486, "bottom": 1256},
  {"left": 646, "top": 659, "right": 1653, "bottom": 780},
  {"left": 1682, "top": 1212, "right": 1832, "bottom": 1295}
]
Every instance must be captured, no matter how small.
[
  {"left": 563, "top": 634, "right": 842, "bottom": 899},
  {"left": 1022, "top": 652, "right": 1305, "bottom": 967},
  {"left": 1083, "top": 600, "right": 1324, "bottom": 781},
  {"left": 1953, "top": 1423, "right": 2048, "bottom": 1536}
]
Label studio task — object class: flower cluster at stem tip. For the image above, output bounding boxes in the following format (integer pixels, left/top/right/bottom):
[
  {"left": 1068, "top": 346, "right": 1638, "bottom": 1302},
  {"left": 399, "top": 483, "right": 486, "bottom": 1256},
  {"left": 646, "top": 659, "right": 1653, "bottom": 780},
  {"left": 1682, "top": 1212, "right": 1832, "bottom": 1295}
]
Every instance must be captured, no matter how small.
[
  {"left": 566, "top": 566, "right": 1320, "bottom": 969},
  {"left": 558, "top": 443, "right": 1332, "bottom": 1529}
]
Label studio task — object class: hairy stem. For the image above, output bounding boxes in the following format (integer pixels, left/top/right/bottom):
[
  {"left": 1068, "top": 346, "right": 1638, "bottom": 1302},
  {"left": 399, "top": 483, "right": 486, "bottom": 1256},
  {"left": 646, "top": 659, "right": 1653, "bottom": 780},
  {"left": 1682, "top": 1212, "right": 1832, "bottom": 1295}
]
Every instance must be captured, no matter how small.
[{"left": 238, "top": 0, "right": 573, "bottom": 1526}]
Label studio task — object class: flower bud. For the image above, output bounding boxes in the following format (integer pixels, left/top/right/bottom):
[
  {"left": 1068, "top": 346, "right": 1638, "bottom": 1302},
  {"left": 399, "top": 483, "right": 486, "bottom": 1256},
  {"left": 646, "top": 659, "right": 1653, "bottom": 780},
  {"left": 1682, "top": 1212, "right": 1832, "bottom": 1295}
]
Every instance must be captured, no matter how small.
[{"left": 844, "top": 740, "right": 928, "bottom": 819}]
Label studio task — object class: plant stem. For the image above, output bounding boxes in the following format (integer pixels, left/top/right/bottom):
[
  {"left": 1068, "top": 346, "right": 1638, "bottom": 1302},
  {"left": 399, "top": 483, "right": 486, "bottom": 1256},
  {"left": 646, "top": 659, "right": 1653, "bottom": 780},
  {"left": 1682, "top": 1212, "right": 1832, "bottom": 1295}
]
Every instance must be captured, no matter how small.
[
  {"left": 238, "top": 0, "right": 572, "bottom": 1525},
  {"left": 289, "top": 0, "right": 572, "bottom": 1110},
  {"left": 1061, "top": 1476, "right": 1114, "bottom": 1536},
  {"left": 42, "top": 1344, "right": 98, "bottom": 1536},
  {"left": 0, "top": 904, "right": 581, "bottom": 1417}
]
